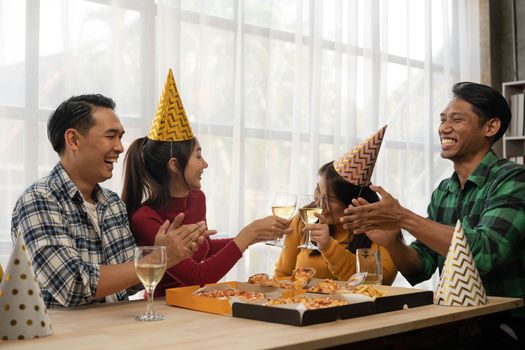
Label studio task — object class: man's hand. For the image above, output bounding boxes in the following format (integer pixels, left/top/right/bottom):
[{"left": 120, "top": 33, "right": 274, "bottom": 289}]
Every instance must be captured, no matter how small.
[
  {"left": 305, "top": 212, "right": 331, "bottom": 250},
  {"left": 340, "top": 185, "right": 406, "bottom": 233},
  {"left": 154, "top": 213, "right": 213, "bottom": 267}
]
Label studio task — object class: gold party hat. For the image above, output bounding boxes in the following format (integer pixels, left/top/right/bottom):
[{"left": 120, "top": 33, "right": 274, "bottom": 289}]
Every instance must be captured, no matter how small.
[
  {"left": 0, "top": 234, "right": 53, "bottom": 340},
  {"left": 434, "top": 220, "right": 488, "bottom": 306},
  {"left": 148, "top": 69, "right": 194, "bottom": 141},
  {"left": 333, "top": 125, "right": 387, "bottom": 186}
]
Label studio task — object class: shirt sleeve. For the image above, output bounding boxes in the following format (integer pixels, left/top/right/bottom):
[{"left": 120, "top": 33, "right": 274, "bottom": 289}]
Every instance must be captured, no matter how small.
[
  {"left": 131, "top": 208, "right": 243, "bottom": 286},
  {"left": 165, "top": 238, "right": 243, "bottom": 286},
  {"left": 11, "top": 190, "right": 100, "bottom": 307},
  {"left": 463, "top": 168, "right": 525, "bottom": 274},
  {"left": 208, "top": 238, "right": 233, "bottom": 255},
  {"left": 404, "top": 190, "right": 441, "bottom": 286},
  {"left": 273, "top": 214, "right": 301, "bottom": 278},
  {"left": 406, "top": 240, "right": 439, "bottom": 285}
]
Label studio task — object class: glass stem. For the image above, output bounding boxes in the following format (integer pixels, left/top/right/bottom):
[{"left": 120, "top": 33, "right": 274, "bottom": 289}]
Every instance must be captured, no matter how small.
[{"left": 146, "top": 287, "right": 155, "bottom": 315}]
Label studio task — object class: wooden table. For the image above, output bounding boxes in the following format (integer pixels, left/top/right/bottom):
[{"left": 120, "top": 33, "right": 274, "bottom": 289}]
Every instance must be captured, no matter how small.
[{"left": 4, "top": 296, "right": 523, "bottom": 349}]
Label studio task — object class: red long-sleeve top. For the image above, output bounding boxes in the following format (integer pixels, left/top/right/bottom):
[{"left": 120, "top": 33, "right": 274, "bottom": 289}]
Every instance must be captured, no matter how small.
[{"left": 130, "top": 190, "right": 242, "bottom": 296}]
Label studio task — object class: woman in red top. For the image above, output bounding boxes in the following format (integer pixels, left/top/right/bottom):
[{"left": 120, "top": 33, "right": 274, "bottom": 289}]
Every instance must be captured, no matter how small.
[{"left": 122, "top": 136, "right": 290, "bottom": 296}]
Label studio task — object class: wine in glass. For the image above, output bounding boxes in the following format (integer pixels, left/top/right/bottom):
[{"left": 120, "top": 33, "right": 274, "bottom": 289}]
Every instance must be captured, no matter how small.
[
  {"left": 266, "top": 192, "right": 297, "bottom": 248},
  {"left": 134, "top": 246, "right": 167, "bottom": 321},
  {"left": 297, "top": 194, "right": 322, "bottom": 250}
]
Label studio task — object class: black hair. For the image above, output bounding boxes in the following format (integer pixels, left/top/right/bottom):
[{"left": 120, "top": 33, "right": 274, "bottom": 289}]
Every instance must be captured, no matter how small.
[
  {"left": 122, "top": 137, "right": 196, "bottom": 218},
  {"left": 47, "top": 94, "right": 116, "bottom": 154},
  {"left": 452, "top": 82, "right": 511, "bottom": 142},
  {"left": 309, "top": 161, "right": 380, "bottom": 256}
]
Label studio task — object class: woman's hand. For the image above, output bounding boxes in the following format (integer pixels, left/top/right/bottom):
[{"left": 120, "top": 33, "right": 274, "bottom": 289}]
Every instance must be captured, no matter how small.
[
  {"left": 234, "top": 216, "right": 291, "bottom": 251},
  {"left": 305, "top": 212, "right": 331, "bottom": 250}
]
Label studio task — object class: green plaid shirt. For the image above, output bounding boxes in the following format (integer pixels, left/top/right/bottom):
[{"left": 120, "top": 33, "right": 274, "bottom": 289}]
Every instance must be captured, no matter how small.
[{"left": 408, "top": 150, "right": 525, "bottom": 318}]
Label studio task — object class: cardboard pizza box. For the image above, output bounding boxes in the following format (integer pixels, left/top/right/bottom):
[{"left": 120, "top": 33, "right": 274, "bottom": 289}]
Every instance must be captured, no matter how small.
[
  {"left": 305, "top": 279, "right": 433, "bottom": 313},
  {"left": 232, "top": 293, "right": 374, "bottom": 326},
  {"left": 165, "top": 281, "right": 302, "bottom": 316},
  {"left": 370, "top": 285, "right": 433, "bottom": 313}
]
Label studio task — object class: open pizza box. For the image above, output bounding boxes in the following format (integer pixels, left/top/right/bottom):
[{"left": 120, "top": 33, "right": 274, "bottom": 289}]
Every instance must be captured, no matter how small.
[
  {"left": 303, "top": 278, "right": 434, "bottom": 313},
  {"left": 232, "top": 292, "right": 374, "bottom": 326},
  {"left": 165, "top": 281, "right": 304, "bottom": 316}
]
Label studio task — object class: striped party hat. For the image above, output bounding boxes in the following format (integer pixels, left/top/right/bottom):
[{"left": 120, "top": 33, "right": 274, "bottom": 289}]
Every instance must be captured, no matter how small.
[
  {"left": 333, "top": 125, "right": 387, "bottom": 186},
  {"left": 148, "top": 69, "right": 194, "bottom": 142},
  {"left": 434, "top": 220, "right": 488, "bottom": 306}
]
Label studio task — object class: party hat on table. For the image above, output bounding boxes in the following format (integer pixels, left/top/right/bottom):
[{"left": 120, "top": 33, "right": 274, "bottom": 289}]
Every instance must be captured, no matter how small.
[
  {"left": 434, "top": 220, "right": 488, "bottom": 306},
  {"left": 148, "top": 68, "right": 194, "bottom": 142},
  {"left": 0, "top": 234, "right": 52, "bottom": 341},
  {"left": 333, "top": 125, "right": 387, "bottom": 186}
]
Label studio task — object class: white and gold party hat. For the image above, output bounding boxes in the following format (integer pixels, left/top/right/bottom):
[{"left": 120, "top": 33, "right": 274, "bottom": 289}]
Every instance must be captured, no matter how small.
[
  {"left": 148, "top": 69, "right": 194, "bottom": 142},
  {"left": 434, "top": 220, "right": 488, "bottom": 306},
  {"left": 0, "top": 234, "right": 52, "bottom": 341},
  {"left": 333, "top": 125, "right": 387, "bottom": 186}
]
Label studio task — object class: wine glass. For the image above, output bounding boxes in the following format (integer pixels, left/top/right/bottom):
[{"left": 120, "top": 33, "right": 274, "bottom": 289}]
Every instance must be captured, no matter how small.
[
  {"left": 134, "top": 246, "right": 167, "bottom": 321},
  {"left": 266, "top": 192, "right": 297, "bottom": 248},
  {"left": 297, "top": 194, "right": 322, "bottom": 250}
]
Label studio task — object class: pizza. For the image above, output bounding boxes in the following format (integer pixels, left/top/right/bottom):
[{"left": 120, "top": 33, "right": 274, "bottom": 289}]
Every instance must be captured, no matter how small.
[
  {"left": 308, "top": 279, "right": 339, "bottom": 293},
  {"left": 193, "top": 288, "right": 237, "bottom": 300},
  {"left": 193, "top": 288, "right": 265, "bottom": 301},
  {"left": 237, "top": 289, "right": 266, "bottom": 301},
  {"left": 292, "top": 267, "right": 316, "bottom": 282},
  {"left": 279, "top": 279, "right": 308, "bottom": 290},
  {"left": 265, "top": 296, "right": 348, "bottom": 310},
  {"left": 248, "top": 273, "right": 270, "bottom": 284},
  {"left": 258, "top": 278, "right": 282, "bottom": 288}
]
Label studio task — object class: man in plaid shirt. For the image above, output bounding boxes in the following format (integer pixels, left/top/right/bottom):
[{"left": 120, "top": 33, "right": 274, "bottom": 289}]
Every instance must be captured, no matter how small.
[
  {"left": 342, "top": 82, "right": 525, "bottom": 345},
  {"left": 11, "top": 95, "right": 211, "bottom": 308}
]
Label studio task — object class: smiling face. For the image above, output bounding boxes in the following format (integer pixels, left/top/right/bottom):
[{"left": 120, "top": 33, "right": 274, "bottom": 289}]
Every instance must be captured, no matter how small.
[
  {"left": 316, "top": 175, "right": 347, "bottom": 225},
  {"left": 182, "top": 140, "right": 208, "bottom": 190},
  {"left": 439, "top": 98, "right": 493, "bottom": 166},
  {"left": 74, "top": 107, "right": 125, "bottom": 186}
]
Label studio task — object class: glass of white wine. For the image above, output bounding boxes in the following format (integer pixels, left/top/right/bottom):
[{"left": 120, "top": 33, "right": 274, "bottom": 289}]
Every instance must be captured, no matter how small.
[
  {"left": 266, "top": 192, "right": 297, "bottom": 248},
  {"left": 134, "top": 246, "right": 167, "bottom": 321},
  {"left": 297, "top": 194, "right": 322, "bottom": 250}
]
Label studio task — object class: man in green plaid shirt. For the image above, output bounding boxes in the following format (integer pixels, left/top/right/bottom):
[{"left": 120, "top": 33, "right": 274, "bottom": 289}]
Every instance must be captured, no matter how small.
[{"left": 342, "top": 82, "right": 525, "bottom": 345}]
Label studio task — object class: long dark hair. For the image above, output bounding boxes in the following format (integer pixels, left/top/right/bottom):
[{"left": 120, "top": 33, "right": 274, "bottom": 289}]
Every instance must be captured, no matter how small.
[
  {"left": 121, "top": 137, "right": 196, "bottom": 218},
  {"left": 309, "top": 161, "right": 379, "bottom": 255}
]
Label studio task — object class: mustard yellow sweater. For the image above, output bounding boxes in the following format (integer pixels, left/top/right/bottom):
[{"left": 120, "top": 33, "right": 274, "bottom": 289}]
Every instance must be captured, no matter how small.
[{"left": 273, "top": 214, "right": 397, "bottom": 285}]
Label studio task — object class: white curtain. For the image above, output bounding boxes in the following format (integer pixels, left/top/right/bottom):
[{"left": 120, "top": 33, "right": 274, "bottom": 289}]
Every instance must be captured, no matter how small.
[{"left": 0, "top": 0, "right": 480, "bottom": 290}]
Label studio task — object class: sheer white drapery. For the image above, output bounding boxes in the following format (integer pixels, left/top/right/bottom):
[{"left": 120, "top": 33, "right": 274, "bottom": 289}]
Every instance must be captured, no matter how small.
[{"left": 0, "top": 0, "right": 480, "bottom": 290}]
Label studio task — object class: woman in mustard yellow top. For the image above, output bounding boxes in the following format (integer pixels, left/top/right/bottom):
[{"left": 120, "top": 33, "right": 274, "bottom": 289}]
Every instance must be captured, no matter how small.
[{"left": 274, "top": 162, "right": 398, "bottom": 285}]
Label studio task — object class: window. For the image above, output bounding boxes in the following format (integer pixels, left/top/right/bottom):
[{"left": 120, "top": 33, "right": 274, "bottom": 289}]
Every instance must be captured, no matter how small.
[{"left": 0, "top": 0, "right": 480, "bottom": 290}]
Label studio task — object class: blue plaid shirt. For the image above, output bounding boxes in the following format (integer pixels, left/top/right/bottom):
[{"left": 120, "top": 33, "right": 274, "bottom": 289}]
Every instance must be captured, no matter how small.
[{"left": 11, "top": 163, "right": 137, "bottom": 308}]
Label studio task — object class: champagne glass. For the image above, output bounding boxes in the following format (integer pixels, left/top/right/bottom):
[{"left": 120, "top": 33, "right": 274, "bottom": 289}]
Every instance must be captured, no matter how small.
[
  {"left": 266, "top": 192, "right": 297, "bottom": 248},
  {"left": 297, "top": 194, "right": 322, "bottom": 250},
  {"left": 134, "top": 246, "right": 167, "bottom": 321}
]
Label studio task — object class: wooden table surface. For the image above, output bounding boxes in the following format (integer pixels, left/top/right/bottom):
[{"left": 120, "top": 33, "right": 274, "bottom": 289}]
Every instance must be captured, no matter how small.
[{"left": 4, "top": 296, "right": 523, "bottom": 349}]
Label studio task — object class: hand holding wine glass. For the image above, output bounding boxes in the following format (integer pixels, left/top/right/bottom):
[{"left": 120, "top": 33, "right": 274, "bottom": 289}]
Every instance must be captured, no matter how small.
[
  {"left": 134, "top": 246, "right": 167, "bottom": 321},
  {"left": 266, "top": 192, "right": 296, "bottom": 248},
  {"left": 297, "top": 194, "right": 322, "bottom": 250}
]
